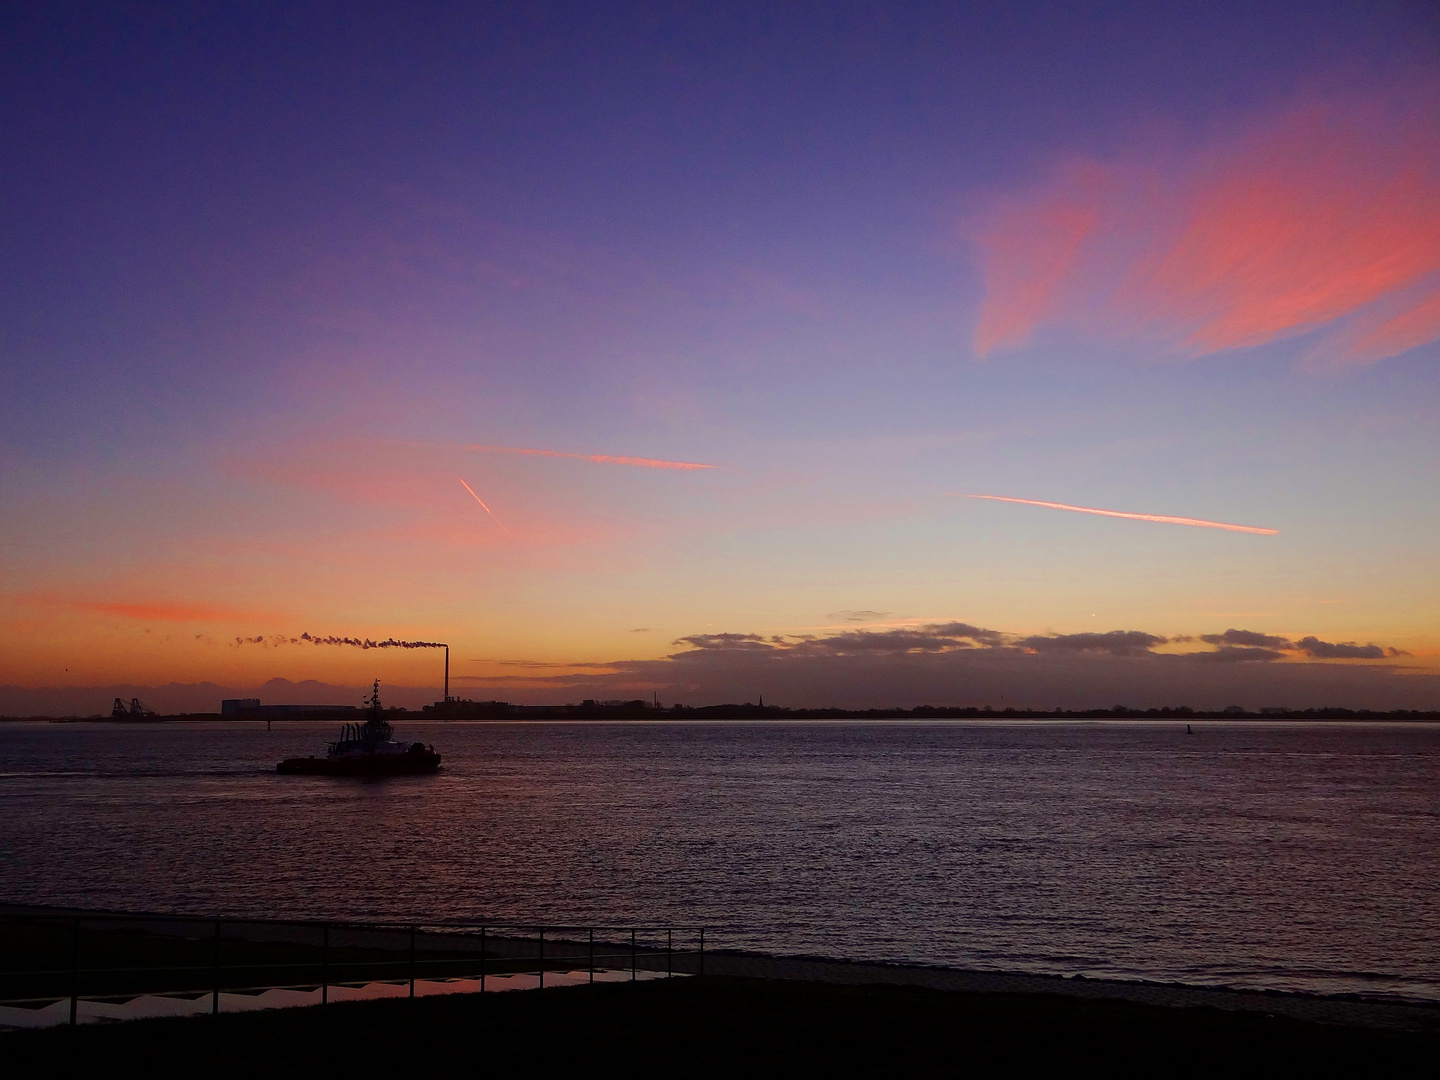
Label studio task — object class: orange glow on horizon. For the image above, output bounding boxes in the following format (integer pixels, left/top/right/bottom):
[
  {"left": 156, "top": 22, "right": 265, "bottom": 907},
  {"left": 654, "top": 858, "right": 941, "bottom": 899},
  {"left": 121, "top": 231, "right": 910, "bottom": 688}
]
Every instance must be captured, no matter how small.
[
  {"left": 72, "top": 600, "right": 264, "bottom": 622},
  {"left": 960, "top": 494, "right": 1279, "bottom": 535},
  {"left": 465, "top": 444, "right": 718, "bottom": 470}
]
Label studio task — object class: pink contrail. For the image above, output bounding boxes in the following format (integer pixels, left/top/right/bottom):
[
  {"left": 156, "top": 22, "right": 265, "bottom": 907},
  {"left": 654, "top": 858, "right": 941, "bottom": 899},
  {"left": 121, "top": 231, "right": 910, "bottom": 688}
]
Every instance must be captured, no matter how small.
[
  {"left": 465, "top": 444, "right": 717, "bottom": 470},
  {"left": 959, "top": 494, "right": 1278, "bottom": 535},
  {"left": 459, "top": 478, "right": 509, "bottom": 531}
]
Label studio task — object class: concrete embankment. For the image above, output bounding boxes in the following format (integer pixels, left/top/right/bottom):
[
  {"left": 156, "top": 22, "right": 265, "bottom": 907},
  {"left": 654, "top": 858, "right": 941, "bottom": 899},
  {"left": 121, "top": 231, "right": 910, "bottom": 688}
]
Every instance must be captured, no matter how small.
[
  {"left": 5, "top": 904, "right": 1437, "bottom": 1036},
  {"left": 8, "top": 975, "right": 1438, "bottom": 1076}
]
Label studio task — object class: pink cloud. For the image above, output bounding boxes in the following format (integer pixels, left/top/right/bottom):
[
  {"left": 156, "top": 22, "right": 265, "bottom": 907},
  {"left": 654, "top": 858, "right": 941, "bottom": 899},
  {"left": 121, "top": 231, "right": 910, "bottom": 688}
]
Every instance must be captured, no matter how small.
[
  {"left": 972, "top": 164, "right": 1104, "bottom": 356},
  {"left": 382, "top": 516, "right": 626, "bottom": 553},
  {"left": 1309, "top": 284, "right": 1440, "bottom": 372},
  {"left": 970, "top": 93, "right": 1440, "bottom": 369},
  {"left": 240, "top": 443, "right": 454, "bottom": 510},
  {"left": 464, "top": 444, "right": 718, "bottom": 471},
  {"left": 229, "top": 438, "right": 665, "bottom": 564}
]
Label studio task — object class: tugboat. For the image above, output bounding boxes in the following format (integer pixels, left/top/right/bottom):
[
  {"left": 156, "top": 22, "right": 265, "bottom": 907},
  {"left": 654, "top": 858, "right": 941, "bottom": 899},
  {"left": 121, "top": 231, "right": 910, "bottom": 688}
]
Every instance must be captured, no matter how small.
[{"left": 277, "top": 681, "right": 440, "bottom": 776}]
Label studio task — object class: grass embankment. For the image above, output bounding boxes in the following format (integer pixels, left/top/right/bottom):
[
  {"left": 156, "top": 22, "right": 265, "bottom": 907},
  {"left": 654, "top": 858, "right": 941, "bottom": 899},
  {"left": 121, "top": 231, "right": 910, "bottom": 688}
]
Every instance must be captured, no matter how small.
[{"left": 9, "top": 976, "right": 1435, "bottom": 1075}]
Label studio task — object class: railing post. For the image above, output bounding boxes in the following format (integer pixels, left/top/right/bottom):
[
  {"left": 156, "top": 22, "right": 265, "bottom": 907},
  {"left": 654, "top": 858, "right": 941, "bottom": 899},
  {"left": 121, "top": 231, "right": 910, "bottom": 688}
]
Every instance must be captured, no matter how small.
[
  {"left": 69, "top": 917, "right": 80, "bottom": 1026},
  {"left": 44, "top": 910, "right": 708, "bottom": 1026},
  {"left": 212, "top": 919, "right": 221, "bottom": 1014}
]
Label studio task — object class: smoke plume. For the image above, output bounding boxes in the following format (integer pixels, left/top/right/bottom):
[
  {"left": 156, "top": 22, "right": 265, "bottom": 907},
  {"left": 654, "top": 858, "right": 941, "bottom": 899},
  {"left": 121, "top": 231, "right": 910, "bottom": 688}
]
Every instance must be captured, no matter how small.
[
  {"left": 233, "top": 634, "right": 447, "bottom": 649},
  {"left": 301, "top": 634, "right": 447, "bottom": 649}
]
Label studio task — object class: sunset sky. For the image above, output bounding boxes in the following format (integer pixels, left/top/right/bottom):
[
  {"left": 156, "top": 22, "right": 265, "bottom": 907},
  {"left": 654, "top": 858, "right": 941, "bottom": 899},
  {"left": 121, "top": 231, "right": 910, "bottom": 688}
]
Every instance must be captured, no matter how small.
[{"left": 2, "top": 2, "right": 1438, "bottom": 712}]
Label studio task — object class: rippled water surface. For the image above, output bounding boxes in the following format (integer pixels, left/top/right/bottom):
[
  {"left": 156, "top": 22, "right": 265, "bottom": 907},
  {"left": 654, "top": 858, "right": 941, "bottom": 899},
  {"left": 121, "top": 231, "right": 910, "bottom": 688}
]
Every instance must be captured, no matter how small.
[{"left": 3, "top": 720, "right": 1437, "bottom": 1000}]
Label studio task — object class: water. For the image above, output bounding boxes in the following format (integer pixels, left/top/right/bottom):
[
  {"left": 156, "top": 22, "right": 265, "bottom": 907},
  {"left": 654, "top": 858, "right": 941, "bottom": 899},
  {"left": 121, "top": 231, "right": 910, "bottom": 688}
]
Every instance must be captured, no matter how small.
[{"left": 3, "top": 720, "right": 1437, "bottom": 1001}]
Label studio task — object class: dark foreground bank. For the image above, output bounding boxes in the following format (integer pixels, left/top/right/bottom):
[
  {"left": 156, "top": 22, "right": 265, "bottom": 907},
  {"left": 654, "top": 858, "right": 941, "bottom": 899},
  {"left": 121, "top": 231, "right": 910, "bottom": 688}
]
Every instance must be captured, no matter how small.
[{"left": 9, "top": 976, "right": 1436, "bottom": 1076}]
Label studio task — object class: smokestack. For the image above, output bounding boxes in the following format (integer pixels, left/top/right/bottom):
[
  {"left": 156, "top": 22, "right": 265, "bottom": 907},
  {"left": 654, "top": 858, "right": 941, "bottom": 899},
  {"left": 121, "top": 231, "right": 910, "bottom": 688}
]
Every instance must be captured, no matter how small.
[{"left": 444, "top": 645, "right": 450, "bottom": 702}]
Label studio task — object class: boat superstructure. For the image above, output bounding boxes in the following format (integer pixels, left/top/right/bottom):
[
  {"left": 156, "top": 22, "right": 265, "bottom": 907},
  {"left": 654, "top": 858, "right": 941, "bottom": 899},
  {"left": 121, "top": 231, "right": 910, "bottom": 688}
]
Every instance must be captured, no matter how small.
[{"left": 277, "top": 680, "right": 441, "bottom": 776}]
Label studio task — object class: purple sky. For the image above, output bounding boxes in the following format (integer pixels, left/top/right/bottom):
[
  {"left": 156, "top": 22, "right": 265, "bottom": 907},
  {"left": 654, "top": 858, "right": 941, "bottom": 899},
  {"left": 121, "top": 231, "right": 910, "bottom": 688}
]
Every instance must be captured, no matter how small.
[{"left": 3, "top": 2, "right": 1438, "bottom": 713}]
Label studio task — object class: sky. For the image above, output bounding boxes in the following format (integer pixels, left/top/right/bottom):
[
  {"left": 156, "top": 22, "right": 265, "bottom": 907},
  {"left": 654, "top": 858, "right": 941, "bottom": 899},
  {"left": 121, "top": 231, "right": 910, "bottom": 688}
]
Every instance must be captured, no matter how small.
[{"left": 2, "top": 1, "right": 1438, "bottom": 713}]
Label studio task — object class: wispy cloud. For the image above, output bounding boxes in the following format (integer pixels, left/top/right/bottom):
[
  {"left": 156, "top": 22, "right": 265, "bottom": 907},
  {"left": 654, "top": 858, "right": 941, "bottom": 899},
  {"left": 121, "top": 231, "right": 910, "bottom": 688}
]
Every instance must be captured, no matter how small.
[
  {"left": 1201, "top": 629, "right": 1292, "bottom": 649},
  {"left": 465, "top": 444, "right": 718, "bottom": 471},
  {"left": 970, "top": 91, "right": 1440, "bottom": 370},
  {"left": 960, "top": 494, "right": 1278, "bottom": 535},
  {"left": 1017, "top": 630, "right": 1166, "bottom": 657},
  {"left": 1295, "top": 636, "right": 1403, "bottom": 660}
]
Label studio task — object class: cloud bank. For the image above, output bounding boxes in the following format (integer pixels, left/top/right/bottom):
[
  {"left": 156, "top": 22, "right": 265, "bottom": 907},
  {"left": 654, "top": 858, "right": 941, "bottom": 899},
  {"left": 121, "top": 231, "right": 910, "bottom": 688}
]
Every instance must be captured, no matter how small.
[{"left": 468, "top": 622, "right": 1432, "bottom": 711}]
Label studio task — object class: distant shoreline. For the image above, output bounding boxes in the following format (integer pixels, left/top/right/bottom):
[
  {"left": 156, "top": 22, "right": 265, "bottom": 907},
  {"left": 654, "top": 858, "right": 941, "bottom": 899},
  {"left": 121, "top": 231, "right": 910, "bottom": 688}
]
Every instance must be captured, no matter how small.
[{"left": 5, "top": 706, "right": 1439, "bottom": 723}]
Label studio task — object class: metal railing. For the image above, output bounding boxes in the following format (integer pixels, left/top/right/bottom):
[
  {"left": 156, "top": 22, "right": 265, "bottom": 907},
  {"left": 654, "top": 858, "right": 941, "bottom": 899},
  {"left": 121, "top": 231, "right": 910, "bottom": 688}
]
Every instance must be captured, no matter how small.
[{"left": 0, "top": 908, "right": 707, "bottom": 1026}]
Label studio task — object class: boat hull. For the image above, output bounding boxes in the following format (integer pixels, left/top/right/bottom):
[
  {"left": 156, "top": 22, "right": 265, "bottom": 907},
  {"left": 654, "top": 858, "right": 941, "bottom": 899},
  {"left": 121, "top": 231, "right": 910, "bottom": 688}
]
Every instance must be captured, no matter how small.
[{"left": 277, "top": 751, "right": 441, "bottom": 776}]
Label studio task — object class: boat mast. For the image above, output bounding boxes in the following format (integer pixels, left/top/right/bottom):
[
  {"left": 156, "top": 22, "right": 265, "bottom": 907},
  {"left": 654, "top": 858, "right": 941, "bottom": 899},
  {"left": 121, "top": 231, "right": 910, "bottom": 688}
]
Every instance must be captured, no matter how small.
[{"left": 361, "top": 678, "right": 392, "bottom": 742}]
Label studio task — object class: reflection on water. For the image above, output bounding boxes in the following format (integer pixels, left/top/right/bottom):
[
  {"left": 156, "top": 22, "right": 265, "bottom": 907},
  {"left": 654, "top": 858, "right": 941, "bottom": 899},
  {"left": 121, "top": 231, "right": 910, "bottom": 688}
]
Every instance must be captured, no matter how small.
[
  {"left": 0, "top": 969, "right": 672, "bottom": 1028},
  {"left": 2, "top": 720, "right": 1437, "bottom": 1001}
]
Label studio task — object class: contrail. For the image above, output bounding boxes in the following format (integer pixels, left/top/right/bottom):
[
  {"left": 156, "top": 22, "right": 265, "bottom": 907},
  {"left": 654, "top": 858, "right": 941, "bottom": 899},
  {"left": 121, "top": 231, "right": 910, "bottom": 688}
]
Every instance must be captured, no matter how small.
[
  {"left": 459, "top": 478, "right": 510, "bottom": 531},
  {"left": 959, "top": 494, "right": 1278, "bottom": 535},
  {"left": 465, "top": 444, "right": 717, "bottom": 470}
]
